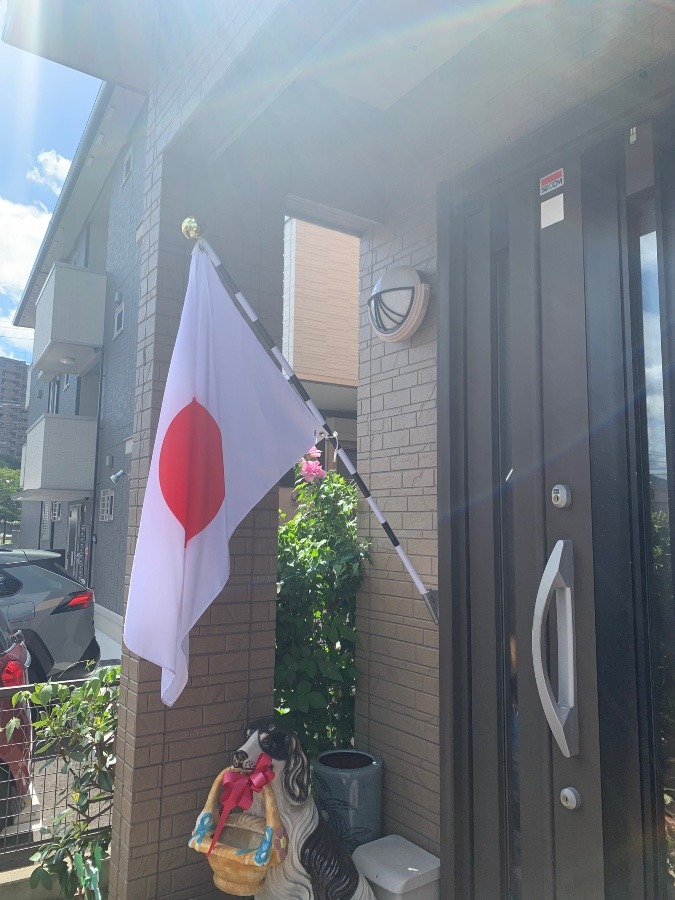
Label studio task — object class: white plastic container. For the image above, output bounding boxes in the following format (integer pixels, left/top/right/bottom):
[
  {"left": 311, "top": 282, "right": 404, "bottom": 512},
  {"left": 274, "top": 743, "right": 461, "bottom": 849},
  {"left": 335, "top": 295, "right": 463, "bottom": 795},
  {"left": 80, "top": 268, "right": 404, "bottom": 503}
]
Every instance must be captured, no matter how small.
[{"left": 352, "top": 834, "right": 440, "bottom": 900}]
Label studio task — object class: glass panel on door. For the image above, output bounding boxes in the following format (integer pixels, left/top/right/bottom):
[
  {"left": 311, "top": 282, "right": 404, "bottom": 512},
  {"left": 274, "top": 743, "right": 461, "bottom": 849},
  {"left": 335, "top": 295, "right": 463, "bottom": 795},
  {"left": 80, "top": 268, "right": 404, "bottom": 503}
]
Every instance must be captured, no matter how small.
[{"left": 632, "top": 194, "right": 675, "bottom": 895}]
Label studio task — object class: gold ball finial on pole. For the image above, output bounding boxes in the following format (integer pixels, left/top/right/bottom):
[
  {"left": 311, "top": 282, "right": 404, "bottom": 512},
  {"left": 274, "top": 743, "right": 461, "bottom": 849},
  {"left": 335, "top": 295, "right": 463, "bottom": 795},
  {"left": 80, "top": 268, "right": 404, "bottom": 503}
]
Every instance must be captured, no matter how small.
[{"left": 181, "top": 217, "right": 202, "bottom": 240}]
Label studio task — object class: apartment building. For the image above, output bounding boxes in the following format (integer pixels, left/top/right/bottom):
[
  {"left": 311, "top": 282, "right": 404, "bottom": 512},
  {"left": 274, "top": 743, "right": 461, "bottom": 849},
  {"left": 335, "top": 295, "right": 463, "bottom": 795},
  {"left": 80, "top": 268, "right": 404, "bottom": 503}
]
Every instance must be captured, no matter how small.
[
  {"left": 0, "top": 356, "right": 28, "bottom": 464},
  {"left": 11, "top": 87, "right": 359, "bottom": 680},
  {"left": 12, "top": 84, "right": 145, "bottom": 652}
]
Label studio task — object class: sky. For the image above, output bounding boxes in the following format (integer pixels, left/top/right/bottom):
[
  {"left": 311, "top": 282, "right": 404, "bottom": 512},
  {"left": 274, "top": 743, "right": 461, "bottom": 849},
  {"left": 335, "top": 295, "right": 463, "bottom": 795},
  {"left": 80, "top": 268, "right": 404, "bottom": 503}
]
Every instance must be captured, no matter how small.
[{"left": 0, "top": 2, "right": 100, "bottom": 362}]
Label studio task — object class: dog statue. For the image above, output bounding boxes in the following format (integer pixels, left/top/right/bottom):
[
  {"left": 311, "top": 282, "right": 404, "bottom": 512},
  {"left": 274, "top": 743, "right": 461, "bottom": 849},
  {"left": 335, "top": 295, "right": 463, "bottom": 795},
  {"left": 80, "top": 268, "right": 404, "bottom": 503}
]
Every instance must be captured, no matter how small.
[{"left": 233, "top": 719, "right": 375, "bottom": 900}]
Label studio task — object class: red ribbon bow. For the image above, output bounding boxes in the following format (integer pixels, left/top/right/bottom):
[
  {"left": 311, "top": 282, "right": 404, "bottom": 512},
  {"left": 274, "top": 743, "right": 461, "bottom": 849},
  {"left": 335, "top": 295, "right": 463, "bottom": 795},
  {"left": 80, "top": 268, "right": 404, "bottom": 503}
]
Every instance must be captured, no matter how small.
[{"left": 207, "top": 753, "right": 275, "bottom": 855}]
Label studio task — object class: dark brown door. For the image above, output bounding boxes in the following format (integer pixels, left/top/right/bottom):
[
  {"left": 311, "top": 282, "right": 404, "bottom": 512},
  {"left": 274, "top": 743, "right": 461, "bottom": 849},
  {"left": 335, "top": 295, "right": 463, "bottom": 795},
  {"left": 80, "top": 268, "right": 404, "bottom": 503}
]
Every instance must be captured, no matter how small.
[{"left": 439, "top": 109, "right": 675, "bottom": 899}]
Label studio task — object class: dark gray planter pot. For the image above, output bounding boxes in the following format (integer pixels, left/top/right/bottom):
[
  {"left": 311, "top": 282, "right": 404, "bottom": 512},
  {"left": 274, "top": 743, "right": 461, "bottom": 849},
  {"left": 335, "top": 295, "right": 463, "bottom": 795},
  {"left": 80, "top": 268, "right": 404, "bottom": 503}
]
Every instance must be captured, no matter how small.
[{"left": 312, "top": 749, "right": 383, "bottom": 852}]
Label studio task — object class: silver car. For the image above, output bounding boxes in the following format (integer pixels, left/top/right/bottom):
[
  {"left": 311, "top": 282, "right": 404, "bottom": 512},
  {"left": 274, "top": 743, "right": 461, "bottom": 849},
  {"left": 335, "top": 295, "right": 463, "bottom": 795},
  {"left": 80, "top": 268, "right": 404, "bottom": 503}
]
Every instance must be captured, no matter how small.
[{"left": 0, "top": 549, "right": 99, "bottom": 683}]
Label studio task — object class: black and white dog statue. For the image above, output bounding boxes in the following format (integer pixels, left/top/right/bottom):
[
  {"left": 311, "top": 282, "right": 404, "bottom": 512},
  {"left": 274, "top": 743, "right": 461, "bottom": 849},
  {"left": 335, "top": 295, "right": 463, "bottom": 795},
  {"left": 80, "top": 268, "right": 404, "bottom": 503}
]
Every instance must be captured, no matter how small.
[{"left": 234, "top": 719, "right": 375, "bottom": 900}]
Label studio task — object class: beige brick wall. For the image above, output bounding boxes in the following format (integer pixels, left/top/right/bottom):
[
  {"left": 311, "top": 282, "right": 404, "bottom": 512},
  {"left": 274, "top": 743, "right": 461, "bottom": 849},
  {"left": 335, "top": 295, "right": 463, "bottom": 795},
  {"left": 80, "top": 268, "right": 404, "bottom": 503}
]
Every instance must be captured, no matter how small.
[
  {"left": 111, "top": 143, "right": 287, "bottom": 898},
  {"left": 356, "top": 195, "right": 439, "bottom": 853},
  {"left": 284, "top": 218, "right": 359, "bottom": 387}
]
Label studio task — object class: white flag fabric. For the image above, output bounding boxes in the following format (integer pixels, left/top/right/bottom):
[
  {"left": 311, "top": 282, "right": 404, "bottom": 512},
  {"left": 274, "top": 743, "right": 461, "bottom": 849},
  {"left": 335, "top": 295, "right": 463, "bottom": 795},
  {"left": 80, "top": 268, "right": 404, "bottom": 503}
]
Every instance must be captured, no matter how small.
[{"left": 124, "top": 246, "right": 316, "bottom": 705}]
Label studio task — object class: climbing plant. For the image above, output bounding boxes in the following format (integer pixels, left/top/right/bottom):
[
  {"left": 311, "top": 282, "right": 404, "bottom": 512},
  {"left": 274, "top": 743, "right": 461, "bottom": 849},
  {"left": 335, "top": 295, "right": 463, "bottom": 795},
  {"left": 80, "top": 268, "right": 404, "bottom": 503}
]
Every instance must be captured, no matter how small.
[{"left": 275, "top": 458, "right": 368, "bottom": 758}]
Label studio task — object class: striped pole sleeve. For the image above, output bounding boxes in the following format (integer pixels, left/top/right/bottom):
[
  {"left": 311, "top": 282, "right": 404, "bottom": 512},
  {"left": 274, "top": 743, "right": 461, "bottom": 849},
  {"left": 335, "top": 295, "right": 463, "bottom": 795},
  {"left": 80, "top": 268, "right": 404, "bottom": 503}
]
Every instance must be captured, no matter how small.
[{"left": 198, "top": 237, "right": 439, "bottom": 625}]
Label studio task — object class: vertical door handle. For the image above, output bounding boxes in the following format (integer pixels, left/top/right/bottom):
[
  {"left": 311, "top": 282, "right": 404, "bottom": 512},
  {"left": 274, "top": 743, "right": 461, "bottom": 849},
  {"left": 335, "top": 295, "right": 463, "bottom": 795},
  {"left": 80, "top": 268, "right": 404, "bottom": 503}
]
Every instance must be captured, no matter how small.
[{"left": 531, "top": 539, "right": 579, "bottom": 757}]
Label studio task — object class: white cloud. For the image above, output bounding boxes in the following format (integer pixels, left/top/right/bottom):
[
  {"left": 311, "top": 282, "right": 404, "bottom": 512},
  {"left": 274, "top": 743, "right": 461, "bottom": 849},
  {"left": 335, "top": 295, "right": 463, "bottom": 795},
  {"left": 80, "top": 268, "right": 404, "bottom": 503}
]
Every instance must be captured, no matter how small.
[
  {"left": 26, "top": 150, "right": 71, "bottom": 197},
  {"left": 0, "top": 195, "right": 51, "bottom": 303},
  {"left": 0, "top": 194, "right": 48, "bottom": 360},
  {"left": 0, "top": 310, "right": 33, "bottom": 362}
]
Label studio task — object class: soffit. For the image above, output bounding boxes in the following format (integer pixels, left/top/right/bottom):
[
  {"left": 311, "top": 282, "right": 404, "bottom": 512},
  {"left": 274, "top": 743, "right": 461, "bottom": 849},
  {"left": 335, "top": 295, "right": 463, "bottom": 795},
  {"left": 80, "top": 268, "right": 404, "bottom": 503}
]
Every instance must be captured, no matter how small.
[
  {"left": 199, "top": 0, "right": 675, "bottom": 222},
  {"left": 305, "top": 0, "right": 522, "bottom": 110},
  {"left": 14, "top": 489, "right": 92, "bottom": 503},
  {"left": 301, "top": 381, "right": 357, "bottom": 418},
  {"left": 2, "top": 0, "right": 154, "bottom": 93}
]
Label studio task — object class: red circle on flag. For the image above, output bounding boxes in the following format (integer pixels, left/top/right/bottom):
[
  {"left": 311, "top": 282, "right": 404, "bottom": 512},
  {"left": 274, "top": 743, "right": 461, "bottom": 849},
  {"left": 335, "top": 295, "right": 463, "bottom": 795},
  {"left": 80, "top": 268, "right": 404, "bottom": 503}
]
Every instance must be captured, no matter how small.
[{"left": 159, "top": 399, "right": 225, "bottom": 545}]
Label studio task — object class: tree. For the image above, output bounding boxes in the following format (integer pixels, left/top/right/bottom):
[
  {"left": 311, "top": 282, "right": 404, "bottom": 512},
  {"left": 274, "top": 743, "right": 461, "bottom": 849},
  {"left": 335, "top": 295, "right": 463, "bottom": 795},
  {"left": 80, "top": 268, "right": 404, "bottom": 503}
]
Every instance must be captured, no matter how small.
[{"left": 0, "top": 466, "right": 20, "bottom": 540}]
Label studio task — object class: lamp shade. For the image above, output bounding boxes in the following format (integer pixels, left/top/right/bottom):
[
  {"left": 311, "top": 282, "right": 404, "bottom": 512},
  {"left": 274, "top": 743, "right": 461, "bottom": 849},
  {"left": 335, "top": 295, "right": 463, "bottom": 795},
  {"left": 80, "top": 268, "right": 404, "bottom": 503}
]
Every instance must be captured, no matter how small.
[{"left": 368, "top": 265, "right": 429, "bottom": 342}]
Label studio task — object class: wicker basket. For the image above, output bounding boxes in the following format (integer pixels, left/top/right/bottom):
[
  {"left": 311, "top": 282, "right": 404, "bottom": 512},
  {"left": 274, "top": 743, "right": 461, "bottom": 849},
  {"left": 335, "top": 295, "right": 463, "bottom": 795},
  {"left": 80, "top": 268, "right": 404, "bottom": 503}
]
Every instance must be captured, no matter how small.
[{"left": 189, "top": 767, "right": 288, "bottom": 896}]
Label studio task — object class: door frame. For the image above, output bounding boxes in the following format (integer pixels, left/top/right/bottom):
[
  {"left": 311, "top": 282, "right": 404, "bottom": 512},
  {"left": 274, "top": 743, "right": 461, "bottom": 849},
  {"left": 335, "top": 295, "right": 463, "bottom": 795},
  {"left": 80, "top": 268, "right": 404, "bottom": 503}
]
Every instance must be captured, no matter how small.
[{"left": 437, "top": 69, "right": 675, "bottom": 898}]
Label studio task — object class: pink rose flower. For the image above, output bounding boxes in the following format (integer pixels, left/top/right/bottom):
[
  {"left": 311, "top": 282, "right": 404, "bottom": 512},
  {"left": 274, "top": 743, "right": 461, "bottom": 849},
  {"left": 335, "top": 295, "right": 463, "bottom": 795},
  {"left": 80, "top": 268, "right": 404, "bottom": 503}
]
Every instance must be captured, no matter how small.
[
  {"left": 306, "top": 445, "right": 322, "bottom": 459},
  {"left": 300, "top": 459, "right": 326, "bottom": 482}
]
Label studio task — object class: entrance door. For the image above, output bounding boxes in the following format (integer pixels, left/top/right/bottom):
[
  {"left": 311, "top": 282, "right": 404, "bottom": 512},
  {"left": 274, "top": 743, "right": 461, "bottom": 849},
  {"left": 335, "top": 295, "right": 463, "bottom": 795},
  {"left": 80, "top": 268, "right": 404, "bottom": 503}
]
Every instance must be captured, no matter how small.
[
  {"left": 66, "top": 504, "right": 81, "bottom": 577},
  {"left": 439, "top": 110, "right": 675, "bottom": 899}
]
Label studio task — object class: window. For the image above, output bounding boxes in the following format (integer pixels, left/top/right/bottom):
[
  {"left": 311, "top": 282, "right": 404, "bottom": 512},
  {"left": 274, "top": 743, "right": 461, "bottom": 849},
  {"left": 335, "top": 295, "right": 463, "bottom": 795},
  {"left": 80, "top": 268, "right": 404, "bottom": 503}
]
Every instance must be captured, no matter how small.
[
  {"left": 41, "top": 503, "right": 51, "bottom": 542},
  {"left": 47, "top": 378, "right": 60, "bottom": 413},
  {"left": 0, "top": 571, "right": 21, "bottom": 598},
  {"left": 99, "top": 489, "right": 114, "bottom": 522},
  {"left": 122, "top": 148, "right": 133, "bottom": 184},
  {"left": 114, "top": 302, "right": 124, "bottom": 338},
  {"left": 41, "top": 501, "right": 61, "bottom": 542}
]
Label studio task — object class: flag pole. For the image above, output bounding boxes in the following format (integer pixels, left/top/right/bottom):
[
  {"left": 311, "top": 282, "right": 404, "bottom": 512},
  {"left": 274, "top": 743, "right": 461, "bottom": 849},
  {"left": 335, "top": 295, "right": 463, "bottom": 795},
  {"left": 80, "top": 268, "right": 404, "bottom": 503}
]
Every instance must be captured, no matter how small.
[{"left": 181, "top": 218, "right": 439, "bottom": 625}]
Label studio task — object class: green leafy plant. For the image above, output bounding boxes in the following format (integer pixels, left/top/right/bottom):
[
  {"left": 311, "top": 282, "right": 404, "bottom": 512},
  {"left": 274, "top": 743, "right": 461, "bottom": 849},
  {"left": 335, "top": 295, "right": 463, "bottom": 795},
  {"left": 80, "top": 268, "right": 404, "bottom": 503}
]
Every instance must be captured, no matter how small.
[
  {"left": 0, "top": 464, "right": 20, "bottom": 541},
  {"left": 5, "top": 666, "right": 120, "bottom": 898},
  {"left": 275, "top": 460, "right": 368, "bottom": 758}
]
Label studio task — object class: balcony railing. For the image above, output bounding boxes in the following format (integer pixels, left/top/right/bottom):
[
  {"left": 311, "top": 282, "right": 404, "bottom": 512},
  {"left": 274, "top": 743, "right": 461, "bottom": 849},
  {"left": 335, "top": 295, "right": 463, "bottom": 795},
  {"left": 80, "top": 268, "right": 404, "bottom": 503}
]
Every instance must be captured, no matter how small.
[{"left": 33, "top": 263, "right": 106, "bottom": 377}]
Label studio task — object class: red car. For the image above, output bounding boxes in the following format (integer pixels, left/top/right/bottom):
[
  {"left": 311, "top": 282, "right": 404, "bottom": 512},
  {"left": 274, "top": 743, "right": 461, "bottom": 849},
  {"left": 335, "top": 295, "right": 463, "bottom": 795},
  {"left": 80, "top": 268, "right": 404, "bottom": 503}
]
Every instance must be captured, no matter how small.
[{"left": 0, "top": 608, "right": 31, "bottom": 834}]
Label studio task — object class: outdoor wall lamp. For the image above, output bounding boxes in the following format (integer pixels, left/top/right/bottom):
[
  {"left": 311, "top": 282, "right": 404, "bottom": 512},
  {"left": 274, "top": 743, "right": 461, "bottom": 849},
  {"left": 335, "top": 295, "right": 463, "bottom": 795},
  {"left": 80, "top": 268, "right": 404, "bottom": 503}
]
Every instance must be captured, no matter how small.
[
  {"left": 367, "top": 265, "right": 429, "bottom": 343},
  {"left": 110, "top": 470, "right": 127, "bottom": 484}
]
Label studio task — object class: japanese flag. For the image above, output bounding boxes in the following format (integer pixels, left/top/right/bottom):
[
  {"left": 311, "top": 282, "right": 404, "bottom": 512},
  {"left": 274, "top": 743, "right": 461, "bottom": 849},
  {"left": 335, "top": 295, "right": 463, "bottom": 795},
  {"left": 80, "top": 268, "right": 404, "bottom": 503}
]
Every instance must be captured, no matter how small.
[{"left": 124, "top": 246, "right": 316, "bottom": 705}]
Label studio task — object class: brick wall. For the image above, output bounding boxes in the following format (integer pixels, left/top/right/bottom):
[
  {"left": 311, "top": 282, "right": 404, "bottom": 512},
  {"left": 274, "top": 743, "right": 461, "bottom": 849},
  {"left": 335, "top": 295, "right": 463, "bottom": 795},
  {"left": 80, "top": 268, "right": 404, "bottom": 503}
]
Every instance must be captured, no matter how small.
[
  {"left": 110, "top": 143, "right": 287, "bottom": 898},
  {"left": 356, "top": 195, "right": 439, "bottom": 853},
  {"left": 150, "top": 0, "right": 285, "bottom": 163}
]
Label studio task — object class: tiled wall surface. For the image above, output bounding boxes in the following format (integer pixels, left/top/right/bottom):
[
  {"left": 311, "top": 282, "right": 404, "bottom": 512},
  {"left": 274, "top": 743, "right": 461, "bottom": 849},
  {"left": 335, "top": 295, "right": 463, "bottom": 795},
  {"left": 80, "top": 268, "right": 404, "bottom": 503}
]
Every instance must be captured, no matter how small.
[
  {"left": 356, "top": 196, "right": 439, "bottom": 853},
  {"left": 91, "top": 111, "right": 147, "bottom": 617},
  {"left": 110, "top": 145, "right": 287, "bottom": 898}
]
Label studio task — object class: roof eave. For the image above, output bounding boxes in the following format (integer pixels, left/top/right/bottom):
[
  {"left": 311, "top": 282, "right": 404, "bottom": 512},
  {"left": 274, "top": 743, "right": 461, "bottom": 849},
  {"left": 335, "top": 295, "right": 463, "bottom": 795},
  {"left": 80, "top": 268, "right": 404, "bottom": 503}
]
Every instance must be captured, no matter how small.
[{"left": 2, "top": 0, "right": 153, "bottom": 92}]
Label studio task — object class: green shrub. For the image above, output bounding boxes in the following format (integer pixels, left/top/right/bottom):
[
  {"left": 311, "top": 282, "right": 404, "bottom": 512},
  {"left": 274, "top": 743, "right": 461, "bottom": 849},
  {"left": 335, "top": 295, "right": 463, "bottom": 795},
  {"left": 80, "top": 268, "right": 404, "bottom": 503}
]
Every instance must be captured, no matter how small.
[
  {"left": 6, "top": 666, "right": 119, "bottom": 898},
  {"left": 275, "top": 468, "right": 368, "bottom": 758}
]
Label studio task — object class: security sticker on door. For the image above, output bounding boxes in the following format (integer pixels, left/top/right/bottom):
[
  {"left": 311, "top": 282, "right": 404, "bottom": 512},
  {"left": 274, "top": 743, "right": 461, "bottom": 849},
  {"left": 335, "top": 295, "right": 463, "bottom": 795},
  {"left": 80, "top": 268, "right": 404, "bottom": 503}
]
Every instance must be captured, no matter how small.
[{"left": 540, "top": 168, "right": 564, "bottom": 196}]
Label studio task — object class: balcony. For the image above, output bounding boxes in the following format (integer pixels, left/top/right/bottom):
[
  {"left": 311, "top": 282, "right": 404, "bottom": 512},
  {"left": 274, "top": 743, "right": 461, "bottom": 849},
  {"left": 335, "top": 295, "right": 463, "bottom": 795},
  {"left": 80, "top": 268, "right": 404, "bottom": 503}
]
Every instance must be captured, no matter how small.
[
  {"left": 33, "top": 263, "right": 106, "bottom": 377},
  {"left": 19, "top": 414, "right": 97, "bottom": 502}
]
